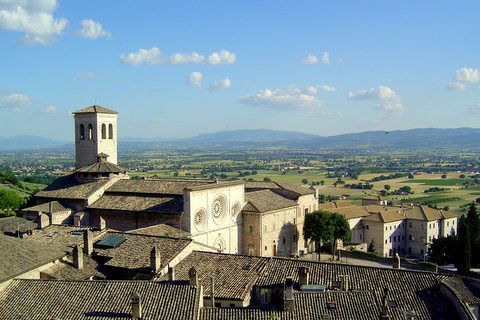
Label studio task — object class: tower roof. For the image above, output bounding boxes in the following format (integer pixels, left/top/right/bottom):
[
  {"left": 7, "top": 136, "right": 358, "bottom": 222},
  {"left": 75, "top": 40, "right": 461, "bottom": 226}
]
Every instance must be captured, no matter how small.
[
  {"left": 72, "top": 105, "right": 118, "bottom": 114},
  {"left": 75, "top": 153, "right": 127, "bottom": 174}
]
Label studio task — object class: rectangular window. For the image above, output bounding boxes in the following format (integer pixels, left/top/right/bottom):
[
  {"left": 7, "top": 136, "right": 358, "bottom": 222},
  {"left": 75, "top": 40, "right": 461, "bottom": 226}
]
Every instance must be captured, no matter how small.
[
  {"left": 390, "top": 226, "right": 392, "bottom": 230},
  {"left": 385, "top": 239, "right": 387, "bottom": 244},
  {"left": 393, "top": 236, "right": 396, "bottom": 242},
  {"left": 447, "top": 221, "right": 449, "bottom": 226},
  {"left": 265, "top": 246, "right": 268, "bottom": 251},
  {"left": 283, "top": 238, "right": 286, "bottom": 245},
  {"left": 249, "top": 225, "right": 254, "bottom": 234},
  {"left": 394, "top": 225, "right": 397, "bottom": 229},
  {"left": 409, "top": 222, "right": 412, "bottom": 228},
  {"left": 409, "top": 235, "right": 412, "bottom": 240},
  {"left": 304, "top": 208, "right": 308, "bottom": 215},
  {"left": 366, "top": 225, "right": 369, "bottom": 230},
  {"left": 293, "top": 218, "right": 296, "bottom": 224},
  {"left": 389, "top": 237, "right": 392, "bottom": 243},
  {"left": 385, "top": 227, "right": 388, "bottom": 231},
  {"left": 293, "top": 234, "right": 296, "bottom": 242}
]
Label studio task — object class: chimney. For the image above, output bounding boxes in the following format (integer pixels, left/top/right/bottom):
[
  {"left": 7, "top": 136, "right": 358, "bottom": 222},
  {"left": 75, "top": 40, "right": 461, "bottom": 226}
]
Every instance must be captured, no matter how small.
[
  {"left": 73, "top": 245, "right": 83, "bottom": 269},
  {"left": 130, "top": 292, "right": 142, "bottom": 320},
  {"left": 298, "top": 266, "right": 309, "bottom": 287},
  {"left": 284, "top": 277, "right": 294, "bottom": 311},
  {"left": 380, "top": 287, "right": 389, "bottom": 319},
  {"left": 83, "top": 229, "right": 93, "bottom": 256},
  {"left": 210, "top": 277, "right": 215, "bottom": 307},
  {"left": 393, "top": 253, "right": 400, "bottom": 269},
  {"left": 37, "top": 213, "right": 49, "bottom": 229},
  {"left": 48, "top": 202, "right": 54, "bottom": 224},
  {"left": 150, "top": 246, "right": 161, "bottom": 273},
  {"left": 189, "top": 267, "right": 198, "bottom": 287},
  {"left": 168, "top": 266, "right": 175, "bottom": 281},
  {"left": 99, "top": 216, "right": 106, "bottom": 230},
  {"left": 340, "top": 275, "right": 349, "bottom": 291}
]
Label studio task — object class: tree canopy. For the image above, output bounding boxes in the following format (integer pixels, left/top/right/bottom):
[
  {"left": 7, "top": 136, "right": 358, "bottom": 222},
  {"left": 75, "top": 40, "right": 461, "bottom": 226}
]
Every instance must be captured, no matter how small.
[
  {"left": 466, "top": 202, "right": 480, "bottom": 267},
  {"left": 303, "top": 210, "right": 351, "bottom": 254}
]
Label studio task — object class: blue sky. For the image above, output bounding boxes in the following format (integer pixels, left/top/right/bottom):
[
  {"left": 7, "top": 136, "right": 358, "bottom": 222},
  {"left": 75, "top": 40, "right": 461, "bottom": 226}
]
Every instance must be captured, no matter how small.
[{"left": 1, "top": 0, "right": 479, "bottom": 140}]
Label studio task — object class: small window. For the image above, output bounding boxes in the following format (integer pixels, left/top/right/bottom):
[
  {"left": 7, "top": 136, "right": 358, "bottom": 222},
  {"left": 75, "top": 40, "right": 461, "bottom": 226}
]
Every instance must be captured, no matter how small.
[
  {"left": 248, "top": 225, "right": 254, "bottom": 234},
  {"left": 283, "top": 237, "right": 286, "bottom": 245},
  {"left": 293, "top": 218, "right": 296, "bottom": 224},
  {"left": 385, "top": 227, "right": 388, "bottom": 231},
  {"left": 88, "top": 123, "right": 93, "bottom": 140},
  {"left": 393, "top": 236, "right": 396, "bottom": 242},
  {"left": 293, "top": 234, "right": 296, "bottom": 242},
  {"left": 265, "top": 246, "right": 268, "bottom": 251},
  {"left": 366, "top": 225, "right": 369, "bottom": 230},
  {"left": 108, "top": 123, "right": 113, "bottom": 139},
  {"left": 447, "top": 221, "right": 449, "bottom": 226},
  {"left": 264, "top": 225, "right": 267, "bottom": 233},
  {"left": 390, "top": 226, "right": 392, "bottom": 230},
  {"left": 304, "top": 208, "right": 308, "bottom": 214},
  {"left": 394, "top": 225, "right": 397, "bottom": 229},
  {"left": 389, "top": 237, "right": 392, "bottom": 243},
  {"left": 385, "top": 239, "right": 387, "bottom": 244},
  {"left": 79, "top": 124, "right": 85, "bottom": 140},
  {"left": 409, "top": 235, "right": 412, "bottom": 240},
  {"left": 453, "top": 220, "right": 455, "bottom": 225},
  {"left": 409, "top": 222, "right": 412, "bottom": 228}
]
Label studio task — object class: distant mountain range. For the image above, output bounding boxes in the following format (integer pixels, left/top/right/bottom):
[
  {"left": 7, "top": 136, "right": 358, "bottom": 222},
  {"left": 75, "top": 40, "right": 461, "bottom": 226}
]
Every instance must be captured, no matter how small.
[{"left": 1, "top": 127, "right": 480, "bottom": 151}]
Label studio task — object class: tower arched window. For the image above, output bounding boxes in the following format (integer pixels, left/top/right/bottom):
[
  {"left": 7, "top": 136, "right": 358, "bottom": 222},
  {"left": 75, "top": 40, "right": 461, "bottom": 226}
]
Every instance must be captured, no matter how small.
[
  {"left": 101, "top": 124, "right": 106, "bottom": 139},
  {"left": 88, "top": 124, "right": 93, "bottom": 140},
  {"left": 79, "top": 124, "right": 85, "bottom": 140},
  {"left": 108, "top": 123, "right": 113, "bottom": 139}
]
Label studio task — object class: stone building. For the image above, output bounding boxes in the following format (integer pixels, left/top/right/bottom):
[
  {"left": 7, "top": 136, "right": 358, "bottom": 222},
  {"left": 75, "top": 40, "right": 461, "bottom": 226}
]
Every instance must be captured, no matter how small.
[
  {"left": 22, "top": 105, "right": 317, "bottom": 257},
  {"left": 320, "top": 201, "right": 458, "bottom": 258}
]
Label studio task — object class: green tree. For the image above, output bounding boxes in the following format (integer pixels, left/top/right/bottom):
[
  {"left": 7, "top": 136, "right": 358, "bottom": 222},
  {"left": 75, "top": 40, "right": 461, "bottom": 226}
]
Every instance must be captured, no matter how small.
[
  {"left": 460, "top": 174, "right": 466, "bottom": 179},
  {"left": 456, "top": 218, "right": 471, "bottom": 275},
  {"left": 301, "top": 179, "right": 308, "bottom": 184},
  {"left": 367, "top": 239, "right": 375, "bottom": 253},
  {"left": 320, "top": 180, "right": 325, "bottom": 186},
  {"left": 441, "top": 174, "right": 447, "bottom": 179},
  {"left": 263, "top": 177, "right": 271, "bottom": 182},
  {"left": 0, "top": 189, "right": 23, "bottom": 211},
  {"left": 384, "top": 184, "right": 391, "bottom": 191},
  {"left": 466, "top": 202, "right": 480, "bottom": 266},
  {"left": 429, "top": 235, "right": 457, "bottom": 265},
  {"left": 303, "top": 210, "right": 334, "bottom": 249},
  {"left": 303, "top": 210, "right": 351, "bottom": 255}
]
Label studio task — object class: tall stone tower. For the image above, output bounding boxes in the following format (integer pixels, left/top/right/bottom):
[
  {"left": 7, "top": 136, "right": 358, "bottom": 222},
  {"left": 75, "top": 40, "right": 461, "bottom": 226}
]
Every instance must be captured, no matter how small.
[{"left": 73, "top": 105, "right": 118, "bottom": 169}]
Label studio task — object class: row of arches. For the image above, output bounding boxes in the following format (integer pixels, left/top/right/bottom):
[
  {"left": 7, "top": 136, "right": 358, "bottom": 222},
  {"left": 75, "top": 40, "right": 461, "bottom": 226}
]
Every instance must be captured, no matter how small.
[{"left": 79, "top": 123, "right": 114, "bottom": 140}]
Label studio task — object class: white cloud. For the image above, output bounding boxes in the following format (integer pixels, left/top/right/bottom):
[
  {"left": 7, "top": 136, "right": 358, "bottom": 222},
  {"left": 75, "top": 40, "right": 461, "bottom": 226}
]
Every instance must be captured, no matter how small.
[
  {"left": 321, "top": 51, "right": 330, "bottom": 64},
  {"left": 207, "top": 49, "right": 236, "bottom": 65},
  {"left": 73, "top": 72, "right": 95, "bottom": 82},
  {"left": 467, "top": 100, "right": 480, "bottom": 114},
  {"left": 304, "top": 85, "right": 336, "bottom": 94},
  {"left": 120, "top": 47, "right": 162, "bottom": 65},
  {"left": 447, "top": 81, "right": 467, "bottom": 91},
  {"left": 238, "top": 86, "right": 322, "bottom": 110},
  {"left": 44, "top": 105, "right": 56, "bottom": 113},
  {"left": 208, "top": 78, "right": 231, "bottom": 91},
  {"left": 0, "top": 93, "right": 30, "bottom": 106},
  {"left": 302, "top": 54, "right": 318, "bottom": 64},
  {"left": 186, "top": 72, "right": 203, "bottom": 87},
  {"left": 120, "top": 48, "right": 236, "bottom": 65},
  {"left": 78, "top": 19, "right": 111, "bottom": 39},
  {"left": 454, "top": 67, "right": 479, "bottom": 84},
  {"left": 0, "top": 0, "right": 67, "bottom": 45},
  {"left": 348, "top": 86, "right": 405, "bottom": 112},
  {"left": 170, "top": 52, "right": 204, "bottom": 64}
]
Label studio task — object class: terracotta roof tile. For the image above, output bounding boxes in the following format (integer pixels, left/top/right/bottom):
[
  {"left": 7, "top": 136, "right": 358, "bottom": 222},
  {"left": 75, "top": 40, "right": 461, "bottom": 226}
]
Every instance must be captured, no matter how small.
[{"left": 72, "top": 105, "right": 118, "bottom": 114}]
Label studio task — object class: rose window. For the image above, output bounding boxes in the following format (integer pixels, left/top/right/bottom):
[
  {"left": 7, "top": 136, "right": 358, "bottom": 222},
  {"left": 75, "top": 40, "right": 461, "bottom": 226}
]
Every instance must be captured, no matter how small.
[
  {"left": 211, "top": 195, "right": 226, "bottom": 224},
  {"left": 194, "top": 209, "right": 206, "bottom": 231}
]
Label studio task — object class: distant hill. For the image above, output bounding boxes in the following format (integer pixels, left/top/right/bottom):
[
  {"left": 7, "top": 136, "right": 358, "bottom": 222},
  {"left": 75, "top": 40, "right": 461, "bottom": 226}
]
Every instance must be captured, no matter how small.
[
  {"left": 184, "top": 129, "right": 319, "bottom": 143},
  {"left": 2, "top": 128, "right": 480, "bottom": 151},
  {"left": 0, "top": 136, "right": 68, "bottom": 151}
]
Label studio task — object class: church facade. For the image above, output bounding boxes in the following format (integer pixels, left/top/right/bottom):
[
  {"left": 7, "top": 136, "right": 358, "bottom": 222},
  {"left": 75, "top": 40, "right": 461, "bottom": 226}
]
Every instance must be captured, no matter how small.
[{"left": 23, "top": 105, "right": 318, "bottom": 256}]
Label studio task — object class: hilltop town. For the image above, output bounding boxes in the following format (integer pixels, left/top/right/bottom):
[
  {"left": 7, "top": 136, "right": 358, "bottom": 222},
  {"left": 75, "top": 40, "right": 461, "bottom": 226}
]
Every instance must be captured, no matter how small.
[{"left": 0, "top": 106, "right": 479, "bottom": 319}]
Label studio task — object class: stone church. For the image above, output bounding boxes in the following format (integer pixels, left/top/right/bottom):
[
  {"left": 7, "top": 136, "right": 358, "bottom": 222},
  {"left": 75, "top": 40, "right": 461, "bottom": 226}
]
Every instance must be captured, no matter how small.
[{"left": 23, "top": 105, "right": 318, "bottom": 256}]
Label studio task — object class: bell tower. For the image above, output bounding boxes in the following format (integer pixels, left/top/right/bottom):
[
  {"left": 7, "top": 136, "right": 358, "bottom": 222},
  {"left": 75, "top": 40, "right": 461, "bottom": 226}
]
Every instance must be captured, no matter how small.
[{"left": 73, "top": 105, "right": 118, "bottom": 169}]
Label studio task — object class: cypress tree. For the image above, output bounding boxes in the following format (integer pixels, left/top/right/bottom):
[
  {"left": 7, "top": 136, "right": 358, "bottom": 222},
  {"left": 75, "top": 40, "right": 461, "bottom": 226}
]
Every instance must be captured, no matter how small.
[
  {"left": 466, "top": 202, "right": 480, "bottom": 266},
  {"left": 456, "top": 218, "right": 471, "bottom": 275}
]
